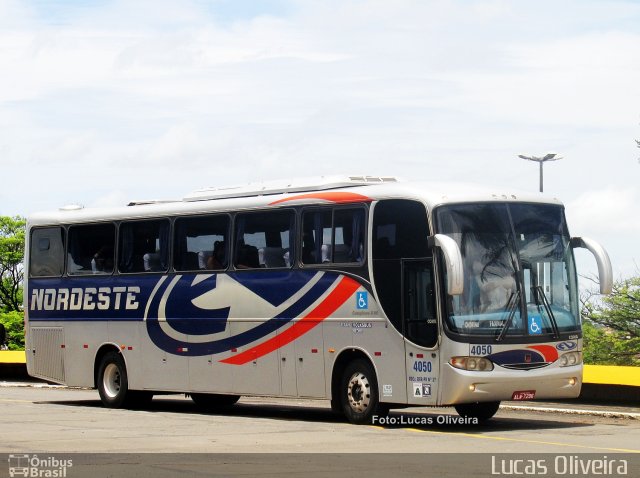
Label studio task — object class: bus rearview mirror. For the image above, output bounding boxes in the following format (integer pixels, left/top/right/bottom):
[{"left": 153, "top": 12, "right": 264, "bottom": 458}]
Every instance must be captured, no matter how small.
[
  {"left": 429, "top": 234, "right": 464, "bottom": 296},
  {"left": 570, "top": 237, "right": 613, "bottom": 295}
]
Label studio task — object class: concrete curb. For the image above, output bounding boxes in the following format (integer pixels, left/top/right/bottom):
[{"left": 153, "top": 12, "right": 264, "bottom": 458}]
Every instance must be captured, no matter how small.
[
  {"left": 501, "top": 404, "right": 640, "bottom": 420},
  {"left": 0, "top": 381, "right": 66, "bottom": 389}
]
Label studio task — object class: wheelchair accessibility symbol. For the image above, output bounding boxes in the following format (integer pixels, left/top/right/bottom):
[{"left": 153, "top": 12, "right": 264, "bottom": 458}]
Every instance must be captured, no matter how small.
[
  {"left": 528, "top": 315, "right": 542, "bottom": 335},
  {"left": 356, "top": 292, "right": 368, "bottom": 310}
]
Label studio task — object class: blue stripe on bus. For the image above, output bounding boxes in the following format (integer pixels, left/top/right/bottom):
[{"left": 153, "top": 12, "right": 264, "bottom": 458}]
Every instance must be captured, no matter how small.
[{"left": 145, "top": 272, "right": 337, "bottom": 356}]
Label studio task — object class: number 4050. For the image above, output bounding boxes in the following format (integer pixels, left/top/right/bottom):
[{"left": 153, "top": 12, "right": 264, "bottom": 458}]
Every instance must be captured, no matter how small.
[
  {"left": 470, "top": 345, "right": 492, "bottom": 355},
  {"left": 412, "top": 361, "right": 432, "bottom": 373}
]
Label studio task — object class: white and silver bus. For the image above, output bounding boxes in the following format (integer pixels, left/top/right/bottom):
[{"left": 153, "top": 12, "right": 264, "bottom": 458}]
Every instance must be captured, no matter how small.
[{"left": 24, "top": 176, "right": 612, "bottom": 424}]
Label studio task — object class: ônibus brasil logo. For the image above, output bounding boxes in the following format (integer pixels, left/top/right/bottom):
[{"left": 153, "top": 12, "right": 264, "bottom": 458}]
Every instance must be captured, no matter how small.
[{"left": 8, "top": 454, "right": 73, "bottom": 478}]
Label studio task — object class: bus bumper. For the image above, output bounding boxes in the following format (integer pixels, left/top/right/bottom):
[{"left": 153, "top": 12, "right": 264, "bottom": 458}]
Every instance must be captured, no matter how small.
[{"left": 438, "top": 363, "right": 583, "bottom": 405}]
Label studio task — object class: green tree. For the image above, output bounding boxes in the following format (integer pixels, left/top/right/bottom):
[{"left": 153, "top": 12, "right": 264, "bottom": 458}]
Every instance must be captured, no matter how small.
[
  {"left": 0, "top": 216, "right": 26, "bottom": 350},
  {"left": 0, "top": 311, "right": 25, "bottom": 350},
  {"left": 581, "top": 276, "right": 640, "bottom": 365},
  {"left": 0, "top": 216, "right": 26, "bottom": 312}
]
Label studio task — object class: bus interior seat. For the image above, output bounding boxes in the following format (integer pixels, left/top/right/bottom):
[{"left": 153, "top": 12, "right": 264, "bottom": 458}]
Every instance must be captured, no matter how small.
[
  {"left": 260, "top": 247, "right": 286, "bottom": 268},
  {"left": 237, "top": 244, "right": 260, "bottom": 269},
  {"left": 143, "top": 252, "right": 162, "bottom": 272},
  {"left": 67, "top": 253, "right": 87, "bottom": 274},
  {"left": 333, "top": 244, "right": 351, "bottom": 263},
  {"left": 322, "top": 244, "right": 352, "bottom": 263},
  {"left": 321, "top": 244, "right": 331, "bottom": 263},
  {"left": 198, "top": 251, "right": 213, "bottom": 270}
]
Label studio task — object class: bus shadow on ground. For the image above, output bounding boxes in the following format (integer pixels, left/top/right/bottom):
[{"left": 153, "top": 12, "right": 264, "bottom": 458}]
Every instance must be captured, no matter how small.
[{"left": 38, "top": 396, "right": 593, "bottom": 432}]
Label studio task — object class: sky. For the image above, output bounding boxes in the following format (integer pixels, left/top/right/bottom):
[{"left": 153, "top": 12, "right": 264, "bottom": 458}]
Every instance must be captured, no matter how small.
[{"left": 1, "top": 0, "right": 639, "bottom": 283}]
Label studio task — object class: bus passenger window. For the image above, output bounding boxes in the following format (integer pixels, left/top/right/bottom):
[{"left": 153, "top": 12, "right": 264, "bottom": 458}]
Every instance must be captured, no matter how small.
[
  {"left": 234, "top": 210, "right": 294, "bottom": 269},
  {"left": 302, "top": 207, "right": 366, "bottom": 266},
  {"left": 118, "top": 219, "right": 170, "bottom": 273},
  {"left": 29, "top": 227, "right": 65, "bottom": 277},
  {"left": 301, "top": 210, "right": 331, "bottom": 265},
  {"left": 67, "top": 223, "right": 115, "bottom": 275},
  {"left": 173, "top": 215, "right": 230, "bottom": 271}
]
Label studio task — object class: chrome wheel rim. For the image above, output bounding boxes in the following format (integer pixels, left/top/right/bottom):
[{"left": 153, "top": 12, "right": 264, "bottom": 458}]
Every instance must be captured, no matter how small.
[
  {"left": 347, "top": 372, "right": 371, "bottom": 413},
  {"left": 103, "top": 363, "right": 121, "bottom": 399}
]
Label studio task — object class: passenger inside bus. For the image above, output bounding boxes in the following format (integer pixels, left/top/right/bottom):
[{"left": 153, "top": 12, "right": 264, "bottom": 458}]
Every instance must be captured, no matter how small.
[
  {"left": 91, "top": 245, "right": 114, "bottom": 273},
  {"left": 236, "top": 243, "right": 260, "bottom": 269},
  {"left": 206, "top": 241, "right": 227, "bottom": 270}
]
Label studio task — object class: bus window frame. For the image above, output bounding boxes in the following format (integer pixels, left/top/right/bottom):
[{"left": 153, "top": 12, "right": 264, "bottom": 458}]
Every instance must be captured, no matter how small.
[
  {"left": 66, "top": 221, "right": 117, "bottom": 277},
  {"left": 28, "top": 226, "right": 66, "bottom": 279},
  {"left": 299, "top": 204, "right": 368, "bottom": 269},
  {"left": 117, "top": 217, "right": 172, "bottom": 275},
  {"left": 232, "top": 208, "right": 297, "bottom": 271},
  {"left": 172, "top": 212, "right": 232, "bottom": 273}
]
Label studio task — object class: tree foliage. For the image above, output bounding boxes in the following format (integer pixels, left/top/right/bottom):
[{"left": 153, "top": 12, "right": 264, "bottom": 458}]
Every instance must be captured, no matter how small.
[
  {"left": 0, "top": 216, "right": 26, "bottom": 349},
  {"left": 581, "top": 276, "right": 640, "bottom": 365},
  {"left": 0, "top": 311, "right": 25, "bottom": 350},
  {"left": 0, "top": 216, "right": 26, "bottom": 313}
]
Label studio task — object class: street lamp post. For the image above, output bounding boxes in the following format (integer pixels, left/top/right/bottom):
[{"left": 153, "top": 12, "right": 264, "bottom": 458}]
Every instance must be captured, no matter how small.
[{"left": 517, "top": 152, "right": 562, "bottom": 193}]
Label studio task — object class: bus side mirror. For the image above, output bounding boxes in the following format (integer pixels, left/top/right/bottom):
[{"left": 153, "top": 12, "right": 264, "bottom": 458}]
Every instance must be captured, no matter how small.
[
  {"left": 570, "top": 237, "right": 613, "bottom": 294},
  {"left": 429, "top": 234, "right": 464, "bottom": 296}
]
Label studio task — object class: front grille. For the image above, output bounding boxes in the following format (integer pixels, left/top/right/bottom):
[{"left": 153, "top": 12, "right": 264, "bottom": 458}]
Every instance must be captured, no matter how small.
[{"left": 501, "top": 362, "right": 551, "bottom": 370}]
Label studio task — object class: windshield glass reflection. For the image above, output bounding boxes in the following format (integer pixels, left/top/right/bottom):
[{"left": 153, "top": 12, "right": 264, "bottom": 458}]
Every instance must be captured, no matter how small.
[{"left": 435, "top": 203, "right": 579, "bottom": 339}]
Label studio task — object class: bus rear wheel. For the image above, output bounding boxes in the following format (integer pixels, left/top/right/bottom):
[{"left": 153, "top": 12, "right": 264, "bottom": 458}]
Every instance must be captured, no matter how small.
[
  {"left": 97, "top": 351, "right": 131, "bottom": 408},
  {"left": 454, "top": 401, "right": 500, "bottom": 422},
  {"left": 340, "top": 359, "right": 388, "bottom": 424},
  {"left": 190, "top": 393, "right": 240, "bottom": 411}
]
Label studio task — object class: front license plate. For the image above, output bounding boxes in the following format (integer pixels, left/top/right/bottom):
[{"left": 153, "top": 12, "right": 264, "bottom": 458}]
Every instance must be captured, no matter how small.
[{"left": 512, "top": 390, "right": 536, "bottom": 400}]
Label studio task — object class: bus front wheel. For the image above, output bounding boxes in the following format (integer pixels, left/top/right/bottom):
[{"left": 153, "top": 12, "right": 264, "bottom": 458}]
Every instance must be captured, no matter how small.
[
  {"left": 97, "top": 351, "right": 130, "bottom": 408},
  {"left": 454, "top": 401, "right": 500, "bottom": 422},
  {"left": 340, "top": 359, "right": 388, "bottom": 424}
]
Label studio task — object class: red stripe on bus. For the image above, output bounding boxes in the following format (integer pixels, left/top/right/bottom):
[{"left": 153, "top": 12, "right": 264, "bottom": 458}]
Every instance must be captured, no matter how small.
[
  {"left": 220, "top": 276, "right": 361, "bottom": 365},
  {"left": 527, "top": 345, "right": 559, "bottom": 363},
  {"left": 269, "top": 192, "right": 372, "bottom": 205}
]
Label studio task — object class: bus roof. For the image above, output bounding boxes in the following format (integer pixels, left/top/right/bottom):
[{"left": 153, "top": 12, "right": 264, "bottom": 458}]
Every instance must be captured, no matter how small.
[{"left": 27, "top": 176, "right": 564, "bottom": 226}]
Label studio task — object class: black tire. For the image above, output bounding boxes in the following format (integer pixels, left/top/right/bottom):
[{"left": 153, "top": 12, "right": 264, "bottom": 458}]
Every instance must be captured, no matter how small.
[
  {"left": 191, "top": 393, "right": 240, "bottom": 411},
  {"left": 339, "top": 359, "right": 388, "bottom": 424},
  {"left": 97, "top": 351, "right": 130, "bottom": 408},
  {"left": 454, "top": 401, "right": 501, "bottom": 422},
  {"left": 330, "top": 396, "right": 342, "bottom": 414}
]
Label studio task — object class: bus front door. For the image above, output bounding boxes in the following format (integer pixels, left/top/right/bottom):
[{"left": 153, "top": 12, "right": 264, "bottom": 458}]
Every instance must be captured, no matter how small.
[{"left": 402, "top": 259, "right": 440, "bottom": 405}]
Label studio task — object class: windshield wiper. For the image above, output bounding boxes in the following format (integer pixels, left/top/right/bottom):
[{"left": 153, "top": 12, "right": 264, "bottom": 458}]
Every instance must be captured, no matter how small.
[
  {"left": 532, "top": 285, "right": 560, "bottom": 338},
  {"left": 496, "top": 289, "right": 520, "bottom": 342}
]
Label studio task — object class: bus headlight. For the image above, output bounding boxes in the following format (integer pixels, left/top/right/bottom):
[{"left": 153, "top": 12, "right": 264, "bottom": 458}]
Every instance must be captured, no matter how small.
[
  {"left": 449, "top": 356, "right": 494, "bottom": 371},
  {"left": 559, "top": 351, "right": 582, "bottom": 367}
]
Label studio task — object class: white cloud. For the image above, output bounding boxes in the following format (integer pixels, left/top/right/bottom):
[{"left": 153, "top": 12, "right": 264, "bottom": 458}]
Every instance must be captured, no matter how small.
[
  {"left": 566, "top": 188, "right": 640, "bottom": 235},
  {"left": 565, "top": 188, "right": 640, "bottom": 280}
]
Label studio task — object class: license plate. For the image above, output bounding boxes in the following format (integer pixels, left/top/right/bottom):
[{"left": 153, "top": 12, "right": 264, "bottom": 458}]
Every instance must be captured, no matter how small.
[{"left": 512, "top": 390, "right": 536, "bottom": 400}]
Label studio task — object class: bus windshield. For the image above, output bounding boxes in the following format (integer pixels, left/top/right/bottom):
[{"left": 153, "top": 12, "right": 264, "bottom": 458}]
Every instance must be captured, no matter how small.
[{"left": 435, "top": 203, "right": 580, "bottom": 339}]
